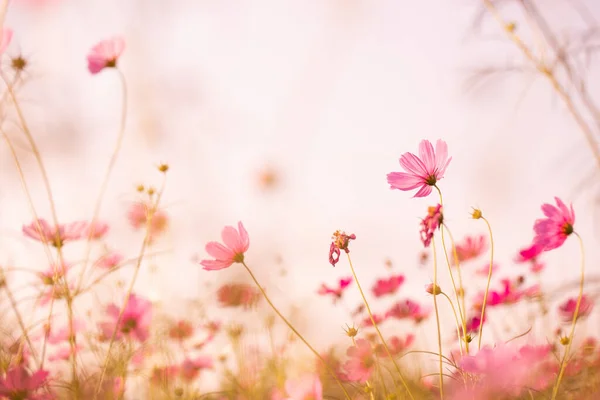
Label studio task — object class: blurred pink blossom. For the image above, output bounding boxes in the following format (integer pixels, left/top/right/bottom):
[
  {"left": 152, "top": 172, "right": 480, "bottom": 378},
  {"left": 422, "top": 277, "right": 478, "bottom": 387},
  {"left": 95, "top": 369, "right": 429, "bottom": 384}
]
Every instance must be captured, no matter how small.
[
  {"left": 343, "top": 339, "right": 375, "bottom": 383},
  {"left": 559, "top": 295, "right": 594, "bottom": 322},
  {"left": 0, "top": 28, "right": 13, "bottom": 54},
  {"left": 284, "top": 374, "right": 322, "bottom": 400},
  {"left": 99, "top": 293, "right": 152, "bottom": 342},
  {"left": 454, "top": 234, "right": 487, "bottom": 264},
  {"left": 0, "top": 366, "right": 51, "bottom": 400},
  {"left": 87, "top": 36, "right": 125, "bottom": 74},
  {"left": 372, "top": 274, "right": 404, "bottom": 297},
  {"left": 317, "top": 277, "right": 352, "bottom": 303}
]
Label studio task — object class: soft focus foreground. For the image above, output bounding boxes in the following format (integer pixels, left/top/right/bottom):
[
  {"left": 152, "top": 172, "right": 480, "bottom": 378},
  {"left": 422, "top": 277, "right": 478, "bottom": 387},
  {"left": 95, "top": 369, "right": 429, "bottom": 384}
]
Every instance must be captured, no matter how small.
[{"left": 2, "top": 1, "right": 600, "bottom": 400}]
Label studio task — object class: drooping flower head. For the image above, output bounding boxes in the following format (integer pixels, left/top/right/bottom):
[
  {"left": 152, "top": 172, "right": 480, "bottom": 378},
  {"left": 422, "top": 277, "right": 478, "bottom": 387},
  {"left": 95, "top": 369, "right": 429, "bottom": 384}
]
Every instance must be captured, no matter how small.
[
  {"left": 420, "top": 204, "right": 443, "bottom": 247},
  {"left": 200, "top": 221, "right": 249, "bottom": 270},
  {"left": 99, "top": 293, "right": 152, "bottom": 342},
  {"left": 328, "top": 230, "right": 356, "bottom": 266},
  {"left": 387, "top": 139, "right": 451, "bottom": 198},
  {"left": 284, "top": 374, "right": 323, "bottom": 400},
  {"left": 317, "top": 277, "right": 353, "bottom": 303},
  {"left": 533, "top": 197, "right": 575, "bottom": 251},
  {"left": 372, "top": 274, "right": 404, "bottom": 297},
  {"left": 87, "top": 37, "right": 125, "bottom": 74}
]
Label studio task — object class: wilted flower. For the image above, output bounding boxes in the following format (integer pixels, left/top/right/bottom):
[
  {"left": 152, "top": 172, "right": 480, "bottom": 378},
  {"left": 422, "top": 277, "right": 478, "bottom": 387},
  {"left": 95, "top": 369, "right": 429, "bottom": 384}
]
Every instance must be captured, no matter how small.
[
  {"left": 328, "top": 231, "right": 356, "bottom": 266},
  {"left": 420, "top": 205, "right": 442, "bottom": 247}
]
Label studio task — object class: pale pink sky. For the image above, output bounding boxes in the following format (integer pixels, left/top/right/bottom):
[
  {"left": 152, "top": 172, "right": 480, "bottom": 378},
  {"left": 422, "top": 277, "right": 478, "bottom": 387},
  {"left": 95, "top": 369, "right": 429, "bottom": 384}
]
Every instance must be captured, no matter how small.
[{"left": 1, "top": 0, "right": 599, "bottom": 352}]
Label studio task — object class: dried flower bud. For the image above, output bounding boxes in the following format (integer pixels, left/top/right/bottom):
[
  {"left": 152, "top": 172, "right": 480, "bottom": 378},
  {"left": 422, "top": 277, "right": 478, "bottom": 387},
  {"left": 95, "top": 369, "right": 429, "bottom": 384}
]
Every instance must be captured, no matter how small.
[
  {"left": 344, "top": 325, "right": 358, "bottom": 338},
  {"left": 158, "top": 163, "right": 169, "bottom": 173},
  {"left": 425, "top": 283, "right": 442, "bottom": 295},
  {"left": 471, "top": 208, "right": 482, "bottom": 220},
  {"left": 136, "top": 184, "right": 145, "bottom": 192}
]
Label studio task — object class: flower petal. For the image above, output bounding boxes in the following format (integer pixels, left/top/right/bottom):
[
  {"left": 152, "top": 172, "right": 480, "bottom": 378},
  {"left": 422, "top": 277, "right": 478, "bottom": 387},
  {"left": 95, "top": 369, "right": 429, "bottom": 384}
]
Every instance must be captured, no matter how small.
[
  {"left": 205, "top": 242, "right": 234, "bottom": 261},
  {"left": 387, "top": 172, "right": 424, "bottom": 191},
  {"left": 418, "top": 140, "right": 436, "bottom": 174}
]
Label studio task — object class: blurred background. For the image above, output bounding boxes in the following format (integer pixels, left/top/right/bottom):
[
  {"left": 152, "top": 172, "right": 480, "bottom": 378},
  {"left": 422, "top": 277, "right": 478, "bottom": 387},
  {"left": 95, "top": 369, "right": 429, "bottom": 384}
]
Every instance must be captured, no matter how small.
[{"left": 1, "top": 0, "right": 600, "bottom": 351}]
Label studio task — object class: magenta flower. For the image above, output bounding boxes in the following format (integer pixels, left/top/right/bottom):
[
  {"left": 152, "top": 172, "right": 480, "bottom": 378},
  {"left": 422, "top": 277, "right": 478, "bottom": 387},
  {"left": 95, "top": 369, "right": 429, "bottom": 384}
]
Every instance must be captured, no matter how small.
[
  {"left": 533, "top": 197, "right": 575, "bottom": 251},
  {"left": 0, "top": 28, "right": 13, "bottom": 55},
  {"left": 23, "top": 219, "right": 87, "bottom": 247},
  {"left": 515, "top": 242, "right": 545, "bottom": 274},
  {"left": 0, "top": 366, "right": 52, "bottom": 400},
  {"left": 200, "top": 221, "right": 249, "bottom": 270},
  {"left": 343, "top": 339, "right": 375, "bottom": 383},
  {"left": 385, "top": 299, "right": 430, "bottom": 323},
  {"left": 558, "top": 295, "right": 594, "bottom": 322},
  {"left": 317, "top": 277, "right": 353, "bottom": 303},
  {"left": 361, "top": 313, "right": 386, "bottom": 328},
  {"left": 99, "top": 293, "right": 152, "bottom": 342},
  {"left": 328, "top": 230, "right": 356, "bottom": 266},
  {"left": 419, "top": 204, "right": 443, "bottom": 247},
  {"left": 387, "top": 139, "right": 451, "bottom": 197},
  {"left": 284, "top": 374, "right": 323, "bottom": 400},
  {"left": 371, "top": 274, "right": 404, "bottom": 298},
  {"left": 87, "top": 37, "right": 125, "bottom": 74},
  {"left": 454, "top": 234, "right": 487, "bottom": 264}
]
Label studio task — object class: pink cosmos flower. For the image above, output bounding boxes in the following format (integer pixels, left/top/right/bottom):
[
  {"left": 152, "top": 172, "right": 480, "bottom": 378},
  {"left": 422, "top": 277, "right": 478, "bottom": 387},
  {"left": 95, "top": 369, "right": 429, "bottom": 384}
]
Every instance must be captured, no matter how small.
[
  {"left": 0, "top": 28, "right": 13, "bottom": 55},
  {"left": 385, "top": 299, "right": 430, "bottom": 323},
  {"left": 361, "top": 313, "right": 386, "bottom": 328},
  {"left": 47, "top": 319, "right": 85, "bottom": 345},
  {"left": 38, "top": 262, "right": 70, "bottom": 286},
  {"left": 328, "top": 230, "right": 356, "bottom": 266},
  {"left": 454, "top": 343, "right": 552, "bottom": 399},
  {"left": 376, "top": 334, "right": 414, "bottom": 357},
  {"left": 343, "top": 339, "right": 375, "bottom": 383},
  {"left": 420, "top": 204, "right": 442, "bottom": 247},
  {"left": 99, "top": 293, "right": 152, "bottom": 342},
  {"left": 39, "top": 281, "right": 74, "bottom": 306},
  {"left": 454, "top": 235, "right": 486, "bottom": 264},
  {"left": 23, "top": 219, "right": 87, "bottom": 247},
  {"left": 0, "top": 366, "right": 51, "bottom": 400},
  {"left": 558, "top": 295, "right": 594, "bottom": 322},
  {"left": 475, "top": 262, "right": 499, "bottom": 277},
  {"left": 317, "top": 277, "right": 353, "bottom": 303},
  {"left": 169, "top": 320, "right": 194, "bottom": 341},
  {"left": 217, "top": 283, "right": 260, "bottom": 308},
  {"left": 180, "top": 356, "right": 213, "bottom": 382},
  {"left": 284, "top": 374, "right": 322, "bottom": 400},
  {"left": 127, "top": 202, "right": 169, "bottom": 241},
  {"left": 533, "top": 197, "right": 575, "bottom": 251},
  {"left": 83, "top": 220, "right": 109, "bottom": 239},
  {"left": 372, "top": 274, "right": 404, "bottom": 297},
  {"left": 95, "top": 252, "right": 124, "bottom": 269},
  {"left": 200, "top": 221, "right": 249, "bottom": 270},
  {"left": 387, "top": 139, "right": 451, "bottom": 197},
  {"left": 87, "top": 37, "right": 125, "bottom": 74}
]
